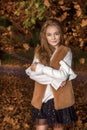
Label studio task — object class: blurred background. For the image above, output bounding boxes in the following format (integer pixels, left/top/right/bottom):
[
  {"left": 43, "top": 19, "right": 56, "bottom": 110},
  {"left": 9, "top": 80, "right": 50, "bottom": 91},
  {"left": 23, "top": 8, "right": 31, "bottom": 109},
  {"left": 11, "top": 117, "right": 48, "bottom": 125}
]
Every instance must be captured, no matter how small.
[{"left": 0, "top": 0, "right": 87, "bottom": 130}]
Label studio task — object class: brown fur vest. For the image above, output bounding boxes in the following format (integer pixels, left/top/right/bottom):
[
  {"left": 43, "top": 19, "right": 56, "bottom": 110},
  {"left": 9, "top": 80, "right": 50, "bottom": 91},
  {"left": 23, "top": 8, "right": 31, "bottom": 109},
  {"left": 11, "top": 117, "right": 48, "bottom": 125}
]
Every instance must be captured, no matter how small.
[{"left": 31, "top": 45, "right": 75, "bottom": 110}]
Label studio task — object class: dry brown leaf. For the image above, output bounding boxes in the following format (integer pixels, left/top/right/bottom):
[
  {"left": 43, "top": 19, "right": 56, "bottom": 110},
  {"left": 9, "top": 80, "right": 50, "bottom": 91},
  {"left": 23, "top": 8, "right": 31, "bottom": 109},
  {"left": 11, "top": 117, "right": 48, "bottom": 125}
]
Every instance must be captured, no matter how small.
[
  {"left": 79, "top": 58, "right": 85, "bottom": 64},
  {"left": 81, "top": 19, "right": 87, "bottom": 27},
  {"left": 44, "top": 0, "right": 51, "bottom": 7}
]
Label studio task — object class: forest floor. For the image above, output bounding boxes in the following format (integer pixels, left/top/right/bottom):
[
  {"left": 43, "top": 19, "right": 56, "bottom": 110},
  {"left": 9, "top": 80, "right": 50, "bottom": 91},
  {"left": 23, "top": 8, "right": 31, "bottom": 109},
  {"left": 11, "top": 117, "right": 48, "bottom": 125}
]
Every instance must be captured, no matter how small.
[{"left": 0, "top": 64, "right": 87, "bottom": 130}]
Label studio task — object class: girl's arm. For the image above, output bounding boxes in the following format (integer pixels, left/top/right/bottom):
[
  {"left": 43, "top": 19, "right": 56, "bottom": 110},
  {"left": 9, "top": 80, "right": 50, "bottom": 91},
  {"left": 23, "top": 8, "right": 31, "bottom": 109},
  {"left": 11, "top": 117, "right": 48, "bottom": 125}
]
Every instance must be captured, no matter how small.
[
  {"left": 25, "top": 68, "right": 65, "bottom": 90},
  {"left": 30, "top": 50, "right": 77, "bottom": 80},
  {"left": 25, "top": 53, "right": 67, "bottom": 90},
  {"left": 25, "top": 50, "right": 77, "bottom": 90}
]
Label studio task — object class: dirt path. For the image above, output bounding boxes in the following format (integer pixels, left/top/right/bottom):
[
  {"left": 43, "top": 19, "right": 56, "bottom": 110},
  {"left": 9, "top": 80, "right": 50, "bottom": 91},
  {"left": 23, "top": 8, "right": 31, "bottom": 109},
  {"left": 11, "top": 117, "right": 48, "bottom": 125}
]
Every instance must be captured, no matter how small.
[
  {"left": 0, "top": 66, "right": 27, "bottom": 78},
  {"left": 0, "top": 65, "right": 87, "bottom": 81}
]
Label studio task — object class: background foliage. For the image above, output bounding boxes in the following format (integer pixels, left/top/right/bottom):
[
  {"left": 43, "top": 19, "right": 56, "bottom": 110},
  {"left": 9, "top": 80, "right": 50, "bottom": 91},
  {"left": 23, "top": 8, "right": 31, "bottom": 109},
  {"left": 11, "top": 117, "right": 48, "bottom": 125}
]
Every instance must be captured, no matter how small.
[{"left": 0, "top": 0, "right": 87, "bottom": 65}]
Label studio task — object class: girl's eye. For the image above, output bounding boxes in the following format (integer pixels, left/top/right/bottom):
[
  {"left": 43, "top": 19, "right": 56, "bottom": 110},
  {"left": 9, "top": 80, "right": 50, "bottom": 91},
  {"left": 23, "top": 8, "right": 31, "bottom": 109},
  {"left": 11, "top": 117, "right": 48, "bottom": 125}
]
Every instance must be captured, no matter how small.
[
  {"left": 46, "top": 32, "right": 60, "bottom": 36},
  {"left": 55, "top": 32, "right": 60, "bottom": 35},
  {"left": 46, "top": 33, "right": 51, "bottom": 36}
]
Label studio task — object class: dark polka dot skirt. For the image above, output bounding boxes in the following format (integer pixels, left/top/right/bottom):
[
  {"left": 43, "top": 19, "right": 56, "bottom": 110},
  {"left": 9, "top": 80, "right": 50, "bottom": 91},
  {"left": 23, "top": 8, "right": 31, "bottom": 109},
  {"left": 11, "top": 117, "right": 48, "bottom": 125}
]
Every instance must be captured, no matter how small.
[{"left": 31, "top": 99, "right": 78, "bottom": 127}]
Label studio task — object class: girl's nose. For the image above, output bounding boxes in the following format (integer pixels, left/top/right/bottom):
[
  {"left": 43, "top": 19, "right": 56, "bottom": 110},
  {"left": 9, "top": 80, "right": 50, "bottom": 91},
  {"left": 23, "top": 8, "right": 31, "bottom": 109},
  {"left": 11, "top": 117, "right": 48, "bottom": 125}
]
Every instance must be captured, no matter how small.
[{"left": 52, "top": 35, "right": 55, "bottom": 40}]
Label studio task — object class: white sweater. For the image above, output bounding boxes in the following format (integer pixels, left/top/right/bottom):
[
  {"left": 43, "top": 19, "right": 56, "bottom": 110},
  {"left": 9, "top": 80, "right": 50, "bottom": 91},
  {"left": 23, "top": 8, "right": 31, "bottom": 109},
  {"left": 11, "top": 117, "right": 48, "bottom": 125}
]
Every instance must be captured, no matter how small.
[{"left": 25, "top": 49, "right": 77, "bottom": 103}]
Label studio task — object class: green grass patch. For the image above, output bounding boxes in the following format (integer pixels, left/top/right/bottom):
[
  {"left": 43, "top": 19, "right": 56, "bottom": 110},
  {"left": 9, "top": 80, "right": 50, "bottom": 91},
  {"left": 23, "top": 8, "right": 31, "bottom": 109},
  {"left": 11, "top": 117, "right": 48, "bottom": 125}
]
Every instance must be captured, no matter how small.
[
  {"left": 1, "top": 48, "right": 34, "bottom": 65},
  {"left": 17, "top": 48, "right": 34, "bottom": 60},
  {"left": 73, "top": 50, "right": 87, "bottom": 65}
]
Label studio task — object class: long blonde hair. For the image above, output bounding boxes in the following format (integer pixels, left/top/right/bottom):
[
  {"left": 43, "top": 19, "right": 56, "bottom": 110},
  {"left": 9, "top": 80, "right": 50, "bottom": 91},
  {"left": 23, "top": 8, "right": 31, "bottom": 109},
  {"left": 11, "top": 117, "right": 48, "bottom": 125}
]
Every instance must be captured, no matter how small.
[{"left": 35, "top": 19, "right": 64, "bottom": 65}]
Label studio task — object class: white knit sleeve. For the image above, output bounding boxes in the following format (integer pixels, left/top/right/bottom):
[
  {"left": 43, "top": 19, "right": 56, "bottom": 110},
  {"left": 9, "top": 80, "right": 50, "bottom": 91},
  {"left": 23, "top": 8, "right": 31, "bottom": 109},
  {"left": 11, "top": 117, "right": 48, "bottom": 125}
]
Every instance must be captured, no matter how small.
[{"left": 35, "top": 50, "right": 77, "bottom": 80}]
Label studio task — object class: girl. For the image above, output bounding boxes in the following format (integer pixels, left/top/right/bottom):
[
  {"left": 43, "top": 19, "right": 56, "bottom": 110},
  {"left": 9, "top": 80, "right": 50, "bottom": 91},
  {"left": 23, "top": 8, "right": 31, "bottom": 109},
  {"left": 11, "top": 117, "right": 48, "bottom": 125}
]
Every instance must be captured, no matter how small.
[{"left": 25, "top": 19, "right": 77, "bottom": 130}]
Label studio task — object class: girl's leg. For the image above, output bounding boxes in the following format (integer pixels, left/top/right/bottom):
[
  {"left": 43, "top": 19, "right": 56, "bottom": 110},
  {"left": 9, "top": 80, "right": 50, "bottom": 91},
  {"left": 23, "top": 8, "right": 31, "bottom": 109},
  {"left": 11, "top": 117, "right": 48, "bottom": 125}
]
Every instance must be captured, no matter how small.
[
  {"left": 53, "top": 124, "right": 70, "bottom": 130},
  {"left": 53, "top": 124, "right": 64, "bottom": 130},
  {"left": 35, "top": 119, "right": 48, "bottom": 130},
  {"left": 36, "top": 124, "right": 48, "bottom": 130}
]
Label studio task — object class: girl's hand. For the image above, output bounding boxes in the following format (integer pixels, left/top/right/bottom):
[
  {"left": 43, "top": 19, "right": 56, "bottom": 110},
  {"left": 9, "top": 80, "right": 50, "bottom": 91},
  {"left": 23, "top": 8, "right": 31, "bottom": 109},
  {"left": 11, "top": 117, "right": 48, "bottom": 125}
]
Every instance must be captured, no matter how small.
[
  {"left": 30, "top": 62, "right": 38, "bottom": 71},
  {"left": 60, "top": 81, "right": 67, "bottom": 87}
]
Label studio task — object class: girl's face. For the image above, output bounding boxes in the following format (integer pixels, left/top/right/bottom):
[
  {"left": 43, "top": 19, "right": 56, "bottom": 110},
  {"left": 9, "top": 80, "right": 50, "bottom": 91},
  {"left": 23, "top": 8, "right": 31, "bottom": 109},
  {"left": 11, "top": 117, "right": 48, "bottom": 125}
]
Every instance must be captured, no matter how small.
[{"left": 45, "top": 25, "right": 61, "bottom": 48}]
